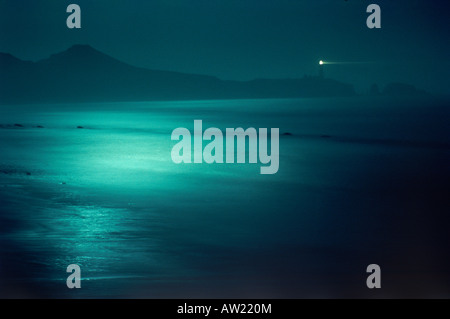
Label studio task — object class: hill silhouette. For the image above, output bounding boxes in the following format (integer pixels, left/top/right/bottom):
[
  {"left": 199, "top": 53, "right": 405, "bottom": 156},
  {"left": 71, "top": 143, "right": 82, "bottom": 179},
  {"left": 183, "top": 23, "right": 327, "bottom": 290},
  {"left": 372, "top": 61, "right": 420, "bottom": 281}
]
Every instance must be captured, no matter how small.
[
  {"left": 382, "top": 82, "right": 430, "bottom": 96},
  {"left": 0, "top": 45, "right": 355, "bottom": 104}
]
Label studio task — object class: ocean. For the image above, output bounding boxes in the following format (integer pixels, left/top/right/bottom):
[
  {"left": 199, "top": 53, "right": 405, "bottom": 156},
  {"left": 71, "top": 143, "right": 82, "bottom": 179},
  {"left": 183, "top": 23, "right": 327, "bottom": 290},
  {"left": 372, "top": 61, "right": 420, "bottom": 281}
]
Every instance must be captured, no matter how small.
[{"left": 0, "top": 97, "right": 449, "bottom": 298}]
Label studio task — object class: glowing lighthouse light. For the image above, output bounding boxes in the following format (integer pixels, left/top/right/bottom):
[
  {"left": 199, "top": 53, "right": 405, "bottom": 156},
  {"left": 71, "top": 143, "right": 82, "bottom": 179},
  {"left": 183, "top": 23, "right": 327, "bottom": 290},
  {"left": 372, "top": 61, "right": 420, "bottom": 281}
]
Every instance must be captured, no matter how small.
[{"left": 318, "top": 60, "right": 324, "bottom": 78}]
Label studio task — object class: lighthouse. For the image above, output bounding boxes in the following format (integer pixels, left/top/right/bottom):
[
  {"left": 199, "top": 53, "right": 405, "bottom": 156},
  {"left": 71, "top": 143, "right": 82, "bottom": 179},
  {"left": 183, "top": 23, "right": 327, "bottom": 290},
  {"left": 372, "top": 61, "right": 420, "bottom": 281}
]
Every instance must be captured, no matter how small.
[{"left": 319, "top": 60, "right": 324, "bottom": 79}]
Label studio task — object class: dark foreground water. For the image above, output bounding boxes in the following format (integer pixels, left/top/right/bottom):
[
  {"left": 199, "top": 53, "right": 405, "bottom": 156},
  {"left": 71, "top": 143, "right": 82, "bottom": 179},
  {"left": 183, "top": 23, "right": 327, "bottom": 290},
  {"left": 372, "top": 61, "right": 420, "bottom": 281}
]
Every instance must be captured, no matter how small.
[{"left": 0, "top": 97, "right": 449, "bottom": 298}]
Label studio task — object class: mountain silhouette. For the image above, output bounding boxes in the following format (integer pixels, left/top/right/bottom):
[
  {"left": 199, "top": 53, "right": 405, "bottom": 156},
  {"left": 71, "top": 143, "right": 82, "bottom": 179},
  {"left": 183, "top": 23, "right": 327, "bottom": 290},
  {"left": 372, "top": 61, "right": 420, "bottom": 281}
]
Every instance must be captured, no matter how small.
[
  {"left": 0, "top": 45, "right": 355, "bottom": 104},
  {"left": 382, "top": 82, "right": 429, "bottom": 96}
]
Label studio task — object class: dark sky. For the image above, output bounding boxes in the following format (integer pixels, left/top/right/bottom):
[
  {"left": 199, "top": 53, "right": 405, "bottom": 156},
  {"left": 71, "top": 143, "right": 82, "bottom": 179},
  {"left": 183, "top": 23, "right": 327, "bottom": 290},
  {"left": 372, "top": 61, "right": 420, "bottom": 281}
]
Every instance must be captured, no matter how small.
[{"left": 1, "top": 0, "right": 449, "bottom": 93}]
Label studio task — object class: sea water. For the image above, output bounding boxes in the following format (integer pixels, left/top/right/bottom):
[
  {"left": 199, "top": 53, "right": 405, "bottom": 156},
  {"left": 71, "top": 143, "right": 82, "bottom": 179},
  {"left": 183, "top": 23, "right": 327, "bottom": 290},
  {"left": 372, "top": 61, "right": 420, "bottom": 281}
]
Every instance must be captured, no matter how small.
[{"left": 0, "top": 97, "right": 449, "bottom": 297}]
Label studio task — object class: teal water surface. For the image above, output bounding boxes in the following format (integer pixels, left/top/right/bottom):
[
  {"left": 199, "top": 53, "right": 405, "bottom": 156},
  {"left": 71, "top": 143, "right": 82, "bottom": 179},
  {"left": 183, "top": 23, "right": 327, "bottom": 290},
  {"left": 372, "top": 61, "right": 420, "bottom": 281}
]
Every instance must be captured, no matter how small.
[{"left": 0, "top": 97, "right": 449, "bottom": 298}]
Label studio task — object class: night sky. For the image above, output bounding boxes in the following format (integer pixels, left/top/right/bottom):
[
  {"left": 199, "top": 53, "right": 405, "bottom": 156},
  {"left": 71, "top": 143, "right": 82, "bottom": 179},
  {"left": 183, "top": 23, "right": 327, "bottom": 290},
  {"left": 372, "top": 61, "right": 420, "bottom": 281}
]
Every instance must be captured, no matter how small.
[{"left": 1, "top": 0, "right": 449, "bottom": 93}]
